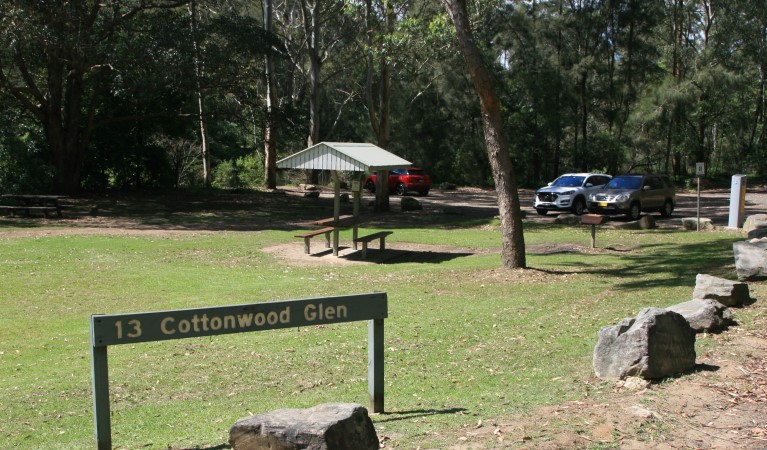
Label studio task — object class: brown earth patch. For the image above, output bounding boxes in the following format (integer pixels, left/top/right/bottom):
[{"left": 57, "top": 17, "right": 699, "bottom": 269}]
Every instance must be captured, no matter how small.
[{"left": 442, "top": 307, "right": 767, "bottom": 450}]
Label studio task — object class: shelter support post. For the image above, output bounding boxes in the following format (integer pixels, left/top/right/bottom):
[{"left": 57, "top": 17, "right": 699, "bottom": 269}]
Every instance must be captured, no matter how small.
[
  {"left": 352, "top": 173, "right": 364, "bottom": 250},
  {"left": 332, "top": 172, "right": 341, "bottom": 256}
]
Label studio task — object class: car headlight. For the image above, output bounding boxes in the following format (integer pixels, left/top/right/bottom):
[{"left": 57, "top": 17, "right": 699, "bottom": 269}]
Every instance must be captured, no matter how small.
[
  {"left": 615, "top": 194, "right": 629, "bottom": 202},
  {"left": 560, "top": 190, "right": 575, "bottom": 196},
  {"left": 588, "top": 193, "right": 597, "bottom": 201}
]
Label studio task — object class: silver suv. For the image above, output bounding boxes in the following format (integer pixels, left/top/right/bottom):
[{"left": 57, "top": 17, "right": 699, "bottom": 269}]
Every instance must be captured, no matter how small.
[
  {"left": 534, "top": 173, "right": 612, "bottom": 216},
  {"left": 587, "top": 174, "right": 675, "bottom": 220}
]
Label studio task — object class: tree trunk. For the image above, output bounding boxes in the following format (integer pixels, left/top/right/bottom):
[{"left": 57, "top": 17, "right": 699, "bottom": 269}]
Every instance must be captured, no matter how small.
[
  {"left": 47, "top": 44, "right": 90, "bottom": 194},
  {"left": 189, "top": 0, "right": 211, "bottom": 187},
  {"left": 442, "top": 0, "right": 526, "bottom": 269},
  {"left": 365, "top": 0, "right": 394, "bottom": 212},
  {"left": 263, "top": 0, "right": 278, "bottom": 189},
  {"left": 302, "top": 0, "right": 321, "bottom": 185}
]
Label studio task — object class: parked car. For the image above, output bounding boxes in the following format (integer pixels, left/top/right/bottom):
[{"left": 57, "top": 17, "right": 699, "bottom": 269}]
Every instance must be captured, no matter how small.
[
  {"left": 534, "top": 173, "right": 612, "bottom": 216},
  {"left": 587, "top": 174, "right": 676, "bottom": 220},
  {"left": 364, "top": 167, "right": 432, "bottom": 196}
]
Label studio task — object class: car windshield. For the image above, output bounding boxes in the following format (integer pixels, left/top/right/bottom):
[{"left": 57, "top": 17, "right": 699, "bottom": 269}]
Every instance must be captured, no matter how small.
[
  {"left": 606, "top": 176, "right": 642, "bottom": 189},
  {"left": 551, "top": 175, "right": 585, "bottom": 187},
  {"left": 407, "top": 169, "right": 426, "bottom": 175}
]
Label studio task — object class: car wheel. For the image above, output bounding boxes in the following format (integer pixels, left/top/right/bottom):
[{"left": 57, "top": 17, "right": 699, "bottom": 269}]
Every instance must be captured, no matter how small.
[
  {"left": 627, "top": 202, "right": 641, "bottom": 221},
  {"left": 661, "top": 199, "right": 674, "bottom": 217},
  {"left": 571, "top": 197, "right": 586, "bottom": 216},
  {"left": 366, "top": 180, "right": 376, "bottom": 193},
  {"left": 535, "top": 208, "right": 548, "bottom": 216},
  {"left": 395, "top": 183, "right": 407, "bottom": 196}
]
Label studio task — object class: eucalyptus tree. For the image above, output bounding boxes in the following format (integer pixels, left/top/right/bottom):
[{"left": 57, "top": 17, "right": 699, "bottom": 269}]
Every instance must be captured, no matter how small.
[
  {"left": 442, "top": 0, "right": 526, "bottom": 269},
  {"left": 0, "top": 0, "right": 190, "bottom": 194}
]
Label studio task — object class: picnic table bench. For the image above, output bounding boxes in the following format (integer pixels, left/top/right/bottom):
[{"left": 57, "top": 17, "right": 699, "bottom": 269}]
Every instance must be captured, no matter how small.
[
  {"left": 295, "top": 215, "right": 394, "bottom": 259},
  {"left": 295, "top": 227, "right": 336, "bottom": 254},
  {"left": 353, "top": 231, "right": 393, "bottom": 259},
  {"left": 0, "top": 194, "right": 66, "bottom": 218}
]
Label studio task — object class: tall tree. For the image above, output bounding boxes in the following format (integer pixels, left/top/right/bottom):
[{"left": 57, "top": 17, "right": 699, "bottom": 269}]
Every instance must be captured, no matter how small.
[
  {"left": 188, "top": 0, "right": 212, "bottom": 187},
  {"left": 0, "top": 0, "right": 188, "bottom": 194},
  {"left": 263, "top": 0, "right": 279, "bottom": 188},
  {"left": 442, "top": 0, "right": 526, "bottom": 268}
]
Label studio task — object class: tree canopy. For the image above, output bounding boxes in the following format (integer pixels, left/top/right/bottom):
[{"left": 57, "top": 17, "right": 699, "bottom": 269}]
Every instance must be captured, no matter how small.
[{"left": 1, "top": 0, "right": 765, "bottom": 194}]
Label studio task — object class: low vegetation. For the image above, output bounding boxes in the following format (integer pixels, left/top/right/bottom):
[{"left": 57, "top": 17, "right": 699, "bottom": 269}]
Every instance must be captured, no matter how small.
[{"left": 0, "top": 191, "right": 764, "bottom": 449}]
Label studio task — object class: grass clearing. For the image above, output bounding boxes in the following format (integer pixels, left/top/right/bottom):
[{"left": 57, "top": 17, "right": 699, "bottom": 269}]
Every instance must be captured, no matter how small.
[{"left": 0, "top": 194, "right": 761, "bottom": 449}]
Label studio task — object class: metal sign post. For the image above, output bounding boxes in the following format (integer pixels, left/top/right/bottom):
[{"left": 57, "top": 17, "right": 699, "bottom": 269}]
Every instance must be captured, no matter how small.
[{"left": 90, "top": 293, "right": 388, "bottom": 450}]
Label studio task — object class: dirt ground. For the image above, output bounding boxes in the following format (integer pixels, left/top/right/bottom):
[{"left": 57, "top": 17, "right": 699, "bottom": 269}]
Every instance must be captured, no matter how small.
[{"left": 1, "top": 185, "right": 766, "bottom": 449}]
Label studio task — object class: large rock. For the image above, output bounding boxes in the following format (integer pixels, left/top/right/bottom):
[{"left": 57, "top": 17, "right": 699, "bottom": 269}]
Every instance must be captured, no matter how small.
[
  {"left": 593, "top": 308, "right": 696, "bottom": 380},
  {"left": 666, "top": 299, "right": 733, "bottom": 332},
  {"left": 744, "top": 214, "right": 767, "bottom": 234},
  {"left": 400, "top": 196, "right": 422, "bottom": 211},
  {"left": 554, "top": 214, "right": 581, "bottom": 225},
  {"left": 229, "top": 403, "right": 379, "bottom": 450},
  {"left": 680, "top": 217, "right": 714, "bottom": 231},
  {"left": 733, "top": 238, "right": 767, "bottom": 281},
  {"left": 614, "top": 215, "right": 656, "bottom": 230},
  {"left": 692, "top": 274, "right": 750, "bottom": 307}
]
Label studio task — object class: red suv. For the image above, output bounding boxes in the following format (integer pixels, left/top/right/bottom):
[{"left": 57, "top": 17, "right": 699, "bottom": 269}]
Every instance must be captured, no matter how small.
[{"left": 365, "top": 167, "right": 432, "bottom": 196}]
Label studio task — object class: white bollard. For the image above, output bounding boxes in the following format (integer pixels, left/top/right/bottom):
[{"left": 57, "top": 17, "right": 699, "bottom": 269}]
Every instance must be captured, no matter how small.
[{"left": 728, "top": 174, "right": 747, "bottom": 228}]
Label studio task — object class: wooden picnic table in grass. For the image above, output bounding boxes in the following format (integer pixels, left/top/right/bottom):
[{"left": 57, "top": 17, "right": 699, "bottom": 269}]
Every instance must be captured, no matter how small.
[
  {"left": 303, "top": 215, "right": 361, "bottom": 256},
  {"left": 300, "top": 214, "right": 393, "bottom": 259},
  {"left": 0, "top": 194, "right": 67, "bottom": 218}
]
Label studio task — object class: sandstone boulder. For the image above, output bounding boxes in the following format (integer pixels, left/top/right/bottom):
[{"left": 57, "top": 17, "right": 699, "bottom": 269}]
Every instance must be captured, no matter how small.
[
  {"left": 666, "top": 299, "right": 733, "bottom": 332},
  {"left": 733, "top": 238, "right": 767, "bottom": 281},
  {"left": 692, "top": 274, "right": 750, "bottom": 307},
  {"left": 554, "top": 214, "right": 580, "bottom": 225},
  {"left": 680, "top": 217, "right": 714, "bottom": 231},
  {"left": 614, "top": 215, "right": 656, "bottom": 230},
  {"left": 593, "top": 308, "right": 696, "bottom": 380},
  {"left": 744, "top": 214, "right": 767, "bottom": 234},
  {"left": 229, "top": 403, "right": 379, "bottom": 450},
  {"left": 400, "top": 197, "right": 422, "bottom": 211}
]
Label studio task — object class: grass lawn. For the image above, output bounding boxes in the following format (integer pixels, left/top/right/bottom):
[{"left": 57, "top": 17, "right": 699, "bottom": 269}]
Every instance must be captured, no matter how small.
[{"left": 0, "top": 191, "right": 763, "bottom": 449}]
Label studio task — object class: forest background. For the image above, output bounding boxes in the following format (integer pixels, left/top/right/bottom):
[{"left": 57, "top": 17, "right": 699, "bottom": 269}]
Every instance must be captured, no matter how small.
[{"left": 1, "top": 0, "right": 766, "bottom": 195}]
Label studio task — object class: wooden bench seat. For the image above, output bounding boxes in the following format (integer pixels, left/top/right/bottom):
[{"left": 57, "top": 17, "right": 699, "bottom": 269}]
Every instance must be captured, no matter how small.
[
  {"left": 295, "top": 227, "right": 336, "bottom": 254},
  {"left": 353, "top": 231, "right": 393, "bottom": 259},
  {"left": 0, "top": 205, "right": 60, "bottom": 218}
]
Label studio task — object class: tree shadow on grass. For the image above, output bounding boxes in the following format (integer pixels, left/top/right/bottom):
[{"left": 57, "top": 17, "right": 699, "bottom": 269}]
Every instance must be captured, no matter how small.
[
  {"left": 173, "top": 444, "right": 230, "bottom": 450},
  {"left": 546, "top": 235, "right": 741, "bottom": 291},
  {"left": 374, "top": 407, "right": 467, "bottom": 423}
]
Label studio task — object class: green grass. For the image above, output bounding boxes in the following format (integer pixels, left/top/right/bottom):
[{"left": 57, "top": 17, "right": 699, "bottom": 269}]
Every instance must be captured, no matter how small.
[{"left": 0, "top": 198, "right": 763, "bottom": 449}]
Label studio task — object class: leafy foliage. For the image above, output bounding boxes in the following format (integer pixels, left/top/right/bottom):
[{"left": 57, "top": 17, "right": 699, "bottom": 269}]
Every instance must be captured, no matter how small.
[{"left": 0, "top": 0, "right": 765, "bottom": 193}]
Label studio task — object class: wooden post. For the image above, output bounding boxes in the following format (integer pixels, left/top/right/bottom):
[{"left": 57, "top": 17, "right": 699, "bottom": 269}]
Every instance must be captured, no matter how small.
[
  {"left": 91, "top": 341, "right": 112, "bottom": 450},
  {"left": 368, "top": 318, "right": 384, "bottom": 413},
  {"left": 590, "top": 224, "right": 597, "bottom": 249},
  {"left": 581, "top": 214, "right": 606, "bottom": 249}
]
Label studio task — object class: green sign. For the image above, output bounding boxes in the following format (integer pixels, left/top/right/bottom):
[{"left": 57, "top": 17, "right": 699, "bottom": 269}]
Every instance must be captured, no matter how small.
[
  {"left": 90, "top": 293, "right": 387, "bottom": 450},
  {"left": 91, "top": 294, "right": 386, "bottom": 346}
]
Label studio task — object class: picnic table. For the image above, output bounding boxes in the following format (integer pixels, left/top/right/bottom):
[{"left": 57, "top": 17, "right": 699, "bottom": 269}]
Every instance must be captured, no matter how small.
[
  {"left": 312, "top": 215, "right": 361, "bottom": 256},
  {"left": 0, "top": 194, "right": 67, "bottom": 218},
  {"left": 295, "top": 214, "right": 393, "bottom": 259}
]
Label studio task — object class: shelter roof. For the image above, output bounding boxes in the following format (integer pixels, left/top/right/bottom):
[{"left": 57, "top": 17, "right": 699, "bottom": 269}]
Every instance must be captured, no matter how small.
[{"left": 276, "top": 142, "right": 411, "bottom": 172}]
